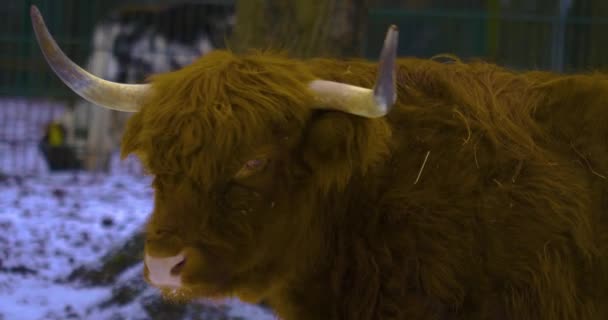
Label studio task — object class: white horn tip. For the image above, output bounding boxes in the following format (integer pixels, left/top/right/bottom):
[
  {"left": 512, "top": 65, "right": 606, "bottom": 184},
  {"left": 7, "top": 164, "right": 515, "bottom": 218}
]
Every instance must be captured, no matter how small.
[
  {"left": 30, "top": 5, "right": 43, "bottom": 26},
  {"left": 388, "top": 24, "right": 399, "bottom": 35},
  {"left": 373, "top": 24, "right": 399, "bottom": 114}
]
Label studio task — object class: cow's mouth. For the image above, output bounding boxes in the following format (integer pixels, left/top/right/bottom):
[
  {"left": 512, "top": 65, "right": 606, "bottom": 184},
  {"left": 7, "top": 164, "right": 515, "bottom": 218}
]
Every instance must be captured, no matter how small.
[{"left": 157, "top": 276, "right": 232, "bottom": 301}]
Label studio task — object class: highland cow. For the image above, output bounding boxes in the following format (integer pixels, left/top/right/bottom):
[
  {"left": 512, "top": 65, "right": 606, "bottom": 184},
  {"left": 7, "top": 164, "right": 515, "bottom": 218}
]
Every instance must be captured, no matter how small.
[{"left": 31, "top": 5, "right": 608, "bottom": 320}]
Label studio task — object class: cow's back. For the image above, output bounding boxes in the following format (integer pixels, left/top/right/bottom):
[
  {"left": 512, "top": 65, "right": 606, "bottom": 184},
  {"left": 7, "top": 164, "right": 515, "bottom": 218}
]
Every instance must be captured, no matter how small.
[{"left": 308, "top": 57, "right": 608, "bottom": 319}]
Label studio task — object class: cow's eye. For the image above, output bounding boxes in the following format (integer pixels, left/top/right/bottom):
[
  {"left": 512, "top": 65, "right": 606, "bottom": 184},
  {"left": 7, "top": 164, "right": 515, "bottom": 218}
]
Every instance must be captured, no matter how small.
[{"left": 234, "top": 158, "right": 268, "bottom": 179}]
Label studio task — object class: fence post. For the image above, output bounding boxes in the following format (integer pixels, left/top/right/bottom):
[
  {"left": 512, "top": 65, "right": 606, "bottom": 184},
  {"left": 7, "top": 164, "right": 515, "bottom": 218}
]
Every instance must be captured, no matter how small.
[
  {"left": 551, "top": 0, "right": 572, "bottom": 72},
  {"left": 486, "top": 0, "right": 500, "bottom": 60}
]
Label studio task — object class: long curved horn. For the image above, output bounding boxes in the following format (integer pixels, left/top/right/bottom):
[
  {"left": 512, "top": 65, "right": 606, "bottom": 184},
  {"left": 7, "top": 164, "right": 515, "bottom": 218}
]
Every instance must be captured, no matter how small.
[
  {"left": 309, "top": 25, "right": 398, "bottom": 118},
  {"left": 30, "top": 5, "right": 149, "bottom": 112}
]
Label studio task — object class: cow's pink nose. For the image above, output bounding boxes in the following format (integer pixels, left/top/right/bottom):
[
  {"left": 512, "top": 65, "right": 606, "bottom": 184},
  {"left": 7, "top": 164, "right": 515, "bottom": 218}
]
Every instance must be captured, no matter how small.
[{"left": 144, "top": 252, "right": 186, "bottom": 288}]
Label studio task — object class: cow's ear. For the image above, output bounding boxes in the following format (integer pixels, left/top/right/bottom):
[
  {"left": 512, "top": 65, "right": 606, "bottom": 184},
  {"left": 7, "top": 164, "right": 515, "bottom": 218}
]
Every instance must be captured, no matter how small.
[{"left": 301, "top": 111, "right": 392, "bottom": 194}]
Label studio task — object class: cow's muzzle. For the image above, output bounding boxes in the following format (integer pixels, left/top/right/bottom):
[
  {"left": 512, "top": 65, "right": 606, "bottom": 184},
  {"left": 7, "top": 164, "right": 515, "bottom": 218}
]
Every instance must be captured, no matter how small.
[{"left": 144, "top": 252, "right": 186, "bottom": 288}]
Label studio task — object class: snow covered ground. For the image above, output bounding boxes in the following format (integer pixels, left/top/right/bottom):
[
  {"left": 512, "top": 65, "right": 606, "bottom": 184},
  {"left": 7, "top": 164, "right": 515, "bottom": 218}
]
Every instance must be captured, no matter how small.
[
  {"left": 0, "top": 98, "right": 276, "bottom": 319},
  {"left": 0, "top": 173, "right": 150, "bottom": 319}
]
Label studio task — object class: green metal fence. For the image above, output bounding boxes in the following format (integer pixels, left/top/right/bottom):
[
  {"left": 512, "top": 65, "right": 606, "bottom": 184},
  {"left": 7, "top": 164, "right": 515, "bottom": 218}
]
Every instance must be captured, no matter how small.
[
  {"left": 1, "top": 0, "right": 126, "bottom": 99},
  {"left": 366, "top": 8, "right": 608, "bottom": 72},
  {"left": 5, "top": 2, "right": 608, "bottom": 99},
  {"left": 0, "top": 0, "right": 235, "bottom": 177},
  {"left": 0, "top": 0, "right": 233, "bottom": 99}
]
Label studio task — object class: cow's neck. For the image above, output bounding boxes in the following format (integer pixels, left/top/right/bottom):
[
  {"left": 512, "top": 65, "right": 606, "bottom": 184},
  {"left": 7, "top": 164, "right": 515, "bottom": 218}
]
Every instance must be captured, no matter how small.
[{"left": 267, "top": 172, "right": 388, "bottom": 320}]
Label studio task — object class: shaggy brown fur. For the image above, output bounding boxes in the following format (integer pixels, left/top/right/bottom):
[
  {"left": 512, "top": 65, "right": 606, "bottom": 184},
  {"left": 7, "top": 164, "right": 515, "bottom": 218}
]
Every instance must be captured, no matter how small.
[{"left": 121, "top": 50, "right": 608, "bottom": 320}]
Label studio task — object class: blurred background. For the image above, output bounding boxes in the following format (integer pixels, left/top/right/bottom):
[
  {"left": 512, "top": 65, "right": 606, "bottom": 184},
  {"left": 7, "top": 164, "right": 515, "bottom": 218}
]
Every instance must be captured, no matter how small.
[
  {"left": 1, "top": 0, "right": 607, "bottom": 319},
  {"left": 3, "top": 0, "right": 608, "bottom": 177}
]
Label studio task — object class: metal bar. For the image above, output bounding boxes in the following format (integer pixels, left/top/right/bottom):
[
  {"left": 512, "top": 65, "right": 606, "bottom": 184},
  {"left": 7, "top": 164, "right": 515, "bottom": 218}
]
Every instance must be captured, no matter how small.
[{"left": 551, "top": 0, "right": 573, "bottom": 72}]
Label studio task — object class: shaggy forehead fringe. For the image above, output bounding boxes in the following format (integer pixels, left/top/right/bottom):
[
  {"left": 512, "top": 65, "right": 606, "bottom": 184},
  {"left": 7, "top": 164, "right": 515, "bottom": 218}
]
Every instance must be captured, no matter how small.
[{"left": 121, "top": 50, "right": 316, "bottom": 183}]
